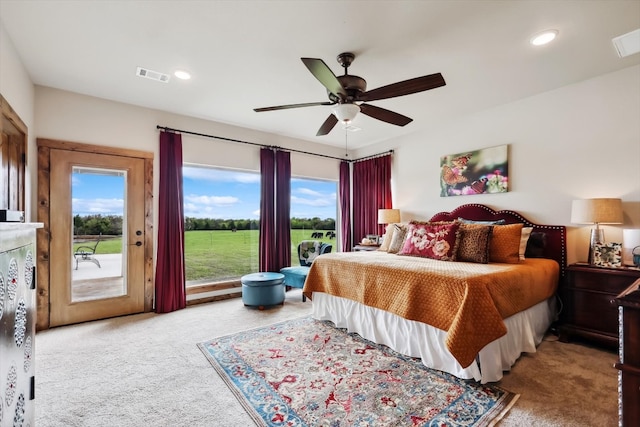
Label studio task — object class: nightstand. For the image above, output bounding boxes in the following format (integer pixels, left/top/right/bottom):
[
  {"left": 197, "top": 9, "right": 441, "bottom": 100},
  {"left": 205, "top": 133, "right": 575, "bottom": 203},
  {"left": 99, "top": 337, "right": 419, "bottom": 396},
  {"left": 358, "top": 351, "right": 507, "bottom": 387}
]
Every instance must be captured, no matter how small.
[
  {"left": 559, "top": 263, "right": 640, "bottom": 348},
  {"left": 353, "top": 244, "right": 380, "bottom": 252}
]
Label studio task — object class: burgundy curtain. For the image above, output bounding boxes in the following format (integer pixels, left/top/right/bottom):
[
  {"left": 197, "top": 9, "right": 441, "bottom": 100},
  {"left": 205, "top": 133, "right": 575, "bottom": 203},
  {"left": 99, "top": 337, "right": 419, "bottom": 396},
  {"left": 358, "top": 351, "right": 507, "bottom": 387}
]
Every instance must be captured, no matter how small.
[
  {"left": 259, "top": 148, "right": 291, "bottom": 271},
  {"left": 275, "top": 150, "right": 291, "bottom": 270},
  {"left": 259, "top": 148, "right": 276, "bottom": 271},
  {"left": 352, "top": 154, "right": 393, "bottom": 246},
  {"left": 339, "top": 161, "right": 351, "bottom": 252},
  {"left": 154, "top": 131, "right": 186, "bottom": 313}
]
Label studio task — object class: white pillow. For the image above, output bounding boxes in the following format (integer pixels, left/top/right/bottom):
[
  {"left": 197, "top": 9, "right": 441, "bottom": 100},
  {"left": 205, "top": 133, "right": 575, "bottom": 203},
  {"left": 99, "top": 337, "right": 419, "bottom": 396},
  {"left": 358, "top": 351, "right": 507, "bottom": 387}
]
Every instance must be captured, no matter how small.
[
  {"left": 519, "top": 227, "right": 533, "bottom": 260},
  {"left": 377, "top": 224, "right": 395, "bottom": 252}
]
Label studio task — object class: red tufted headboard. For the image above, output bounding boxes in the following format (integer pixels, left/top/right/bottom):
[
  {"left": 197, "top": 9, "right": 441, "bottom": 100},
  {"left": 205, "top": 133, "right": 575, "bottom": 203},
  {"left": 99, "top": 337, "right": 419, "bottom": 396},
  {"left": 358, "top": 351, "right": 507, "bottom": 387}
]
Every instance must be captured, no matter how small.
[{"left": 430, "top": 203, "right": 567, "bottom": 276}]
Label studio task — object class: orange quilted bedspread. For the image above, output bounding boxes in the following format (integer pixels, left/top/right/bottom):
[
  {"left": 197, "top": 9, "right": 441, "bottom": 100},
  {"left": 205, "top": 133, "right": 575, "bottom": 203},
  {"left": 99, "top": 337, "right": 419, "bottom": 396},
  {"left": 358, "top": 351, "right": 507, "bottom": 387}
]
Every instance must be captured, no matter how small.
[{"left": 303, "top": 252, "right": 559, "bottom": 367}]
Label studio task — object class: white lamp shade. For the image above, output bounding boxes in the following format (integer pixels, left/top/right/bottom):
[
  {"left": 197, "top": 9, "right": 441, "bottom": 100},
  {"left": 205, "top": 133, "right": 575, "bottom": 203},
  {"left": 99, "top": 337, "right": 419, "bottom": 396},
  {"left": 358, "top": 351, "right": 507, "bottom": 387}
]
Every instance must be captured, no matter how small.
[
  {"left": 570, "top": 198, "right": 623, "bottom": 224},
  {"left": 332, "top": 104, "right": 360, "bottom": 123},
  {"left": 623, "top": 229, "right": 640, "bottom": 266},
  {"left": 378, "top": 209, "right": 401, "bottom": 224}
]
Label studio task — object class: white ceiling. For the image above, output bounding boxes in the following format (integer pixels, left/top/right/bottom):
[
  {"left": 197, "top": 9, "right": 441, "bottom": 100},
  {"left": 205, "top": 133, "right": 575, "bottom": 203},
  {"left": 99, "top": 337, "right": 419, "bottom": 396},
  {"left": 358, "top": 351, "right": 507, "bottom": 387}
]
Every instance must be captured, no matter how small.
[{"left": 1, "top": 1, "right": 639, "bottom": 150}]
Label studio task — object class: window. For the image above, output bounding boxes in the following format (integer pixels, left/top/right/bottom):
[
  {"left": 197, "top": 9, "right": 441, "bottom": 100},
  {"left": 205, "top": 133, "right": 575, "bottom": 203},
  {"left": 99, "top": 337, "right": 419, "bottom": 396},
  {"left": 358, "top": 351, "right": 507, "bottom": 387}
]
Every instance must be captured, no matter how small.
[
  {"left": 183, "top": 166, "right": 260, "bottom": 285},
  {"left": 183, "top": 165, "right": 337, "bottom": 285}
]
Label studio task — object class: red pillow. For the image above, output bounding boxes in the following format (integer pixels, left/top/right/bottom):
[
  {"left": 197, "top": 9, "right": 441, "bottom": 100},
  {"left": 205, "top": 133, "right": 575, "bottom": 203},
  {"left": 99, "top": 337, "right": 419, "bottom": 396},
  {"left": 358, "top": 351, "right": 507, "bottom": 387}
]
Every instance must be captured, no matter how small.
[{"left": 398, "top": 222, "right": 460, "bottom": 261}]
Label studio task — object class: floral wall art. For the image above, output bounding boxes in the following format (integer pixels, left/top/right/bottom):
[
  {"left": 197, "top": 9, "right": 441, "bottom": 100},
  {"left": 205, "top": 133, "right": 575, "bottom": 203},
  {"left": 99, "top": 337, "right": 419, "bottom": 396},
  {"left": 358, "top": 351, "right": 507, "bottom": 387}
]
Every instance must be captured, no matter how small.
[{"left": 440, "top": 144, "right": 509, "bottom": 197}]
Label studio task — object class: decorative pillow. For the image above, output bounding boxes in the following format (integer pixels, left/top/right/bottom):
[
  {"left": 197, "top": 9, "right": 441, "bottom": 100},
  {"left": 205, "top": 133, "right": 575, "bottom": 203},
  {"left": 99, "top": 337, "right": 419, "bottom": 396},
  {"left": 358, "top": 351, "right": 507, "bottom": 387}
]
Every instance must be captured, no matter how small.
[
  {"left": 458, "top": 217, "right": 506, "bottom": 225},
  {"left": 387, "top": 224, "right": 408, "bottom": 254},
  {"left": 489, "top": 223, "right": 524, "bottom": 263},
  {"left": 299, "top": 240, "right": 322, "bottom": 266},
  {"left": 457, "top": 224, "right": 493, "bottom": 263},
  {"left": 525, "top": 232, "right": 547, "bottom": 258},
  {"left": 519, "top": 227, "right": 533, "bottom": 260},
  {"left": 377, "top": 223, "right": 395, "bottom": 252},
  {"left": 398, "top": 222, "right": 461, "bottom": 261}
]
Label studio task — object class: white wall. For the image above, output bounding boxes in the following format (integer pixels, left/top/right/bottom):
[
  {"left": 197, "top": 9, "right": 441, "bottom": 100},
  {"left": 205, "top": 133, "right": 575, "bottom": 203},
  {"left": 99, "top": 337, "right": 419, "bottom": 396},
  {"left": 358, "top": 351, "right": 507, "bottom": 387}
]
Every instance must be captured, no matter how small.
[{"left": 353, "top": 65, "right": 640, "bottom": 265}]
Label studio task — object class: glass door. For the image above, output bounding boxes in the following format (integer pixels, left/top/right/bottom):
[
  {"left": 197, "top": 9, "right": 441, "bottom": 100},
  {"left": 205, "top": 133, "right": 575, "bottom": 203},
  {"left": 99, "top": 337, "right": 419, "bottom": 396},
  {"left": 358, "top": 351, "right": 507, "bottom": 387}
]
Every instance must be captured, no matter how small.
[{"left": 49, "top": 149, "right": 145, "bottom": 326}]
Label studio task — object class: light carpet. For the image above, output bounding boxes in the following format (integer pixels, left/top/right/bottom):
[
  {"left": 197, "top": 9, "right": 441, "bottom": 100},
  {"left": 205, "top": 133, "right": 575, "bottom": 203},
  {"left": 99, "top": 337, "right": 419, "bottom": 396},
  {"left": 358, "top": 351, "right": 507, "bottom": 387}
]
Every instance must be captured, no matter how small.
[
  {"left": 34, "top": 289, "right": 618, "bottom": 426},
  {"left": 199, "top": 316, "right": 518, "bottom": 426}
]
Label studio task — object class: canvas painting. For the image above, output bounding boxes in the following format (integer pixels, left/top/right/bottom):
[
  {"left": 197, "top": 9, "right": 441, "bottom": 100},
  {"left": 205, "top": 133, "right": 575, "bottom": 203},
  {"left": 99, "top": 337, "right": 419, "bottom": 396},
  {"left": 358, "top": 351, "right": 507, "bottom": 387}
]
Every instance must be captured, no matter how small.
[{"left": 440, "top": 145, "right": 509, "bottom": 197}]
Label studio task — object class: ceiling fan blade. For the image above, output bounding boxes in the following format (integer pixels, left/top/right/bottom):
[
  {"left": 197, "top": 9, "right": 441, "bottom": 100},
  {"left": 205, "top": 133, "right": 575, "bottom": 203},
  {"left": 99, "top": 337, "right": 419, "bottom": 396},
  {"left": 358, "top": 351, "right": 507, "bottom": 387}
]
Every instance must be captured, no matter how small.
[
  {"left": 359, "top": 103, "right": 413, "bottom": 126},
  {"left": 301, "top": 58, "right": 347, "bottom": 99},
  {"left": 316, "top": 114, "right": 339, "bottom": 136},
  {"left": 254, "top": 101, "right": 335, "bottom": 112},
  {"left": 358, "top": 73, "right": 446, "bottom": 102}
]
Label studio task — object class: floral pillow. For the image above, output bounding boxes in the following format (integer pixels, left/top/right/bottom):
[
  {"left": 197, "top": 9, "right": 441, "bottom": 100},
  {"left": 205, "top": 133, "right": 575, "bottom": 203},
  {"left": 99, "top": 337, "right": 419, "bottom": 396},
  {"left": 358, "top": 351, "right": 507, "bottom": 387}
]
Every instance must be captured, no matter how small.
[{"left": 398, "top": 221, "right": 460, "bottom": 261}]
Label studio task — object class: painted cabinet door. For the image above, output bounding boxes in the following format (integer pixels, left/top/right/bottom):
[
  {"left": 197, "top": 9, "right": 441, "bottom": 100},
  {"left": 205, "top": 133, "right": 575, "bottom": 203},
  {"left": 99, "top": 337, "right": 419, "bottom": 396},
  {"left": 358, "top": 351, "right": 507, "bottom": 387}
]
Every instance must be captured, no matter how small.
[{"left": 0, "top": 224, "right": 39, "bottom": 427}]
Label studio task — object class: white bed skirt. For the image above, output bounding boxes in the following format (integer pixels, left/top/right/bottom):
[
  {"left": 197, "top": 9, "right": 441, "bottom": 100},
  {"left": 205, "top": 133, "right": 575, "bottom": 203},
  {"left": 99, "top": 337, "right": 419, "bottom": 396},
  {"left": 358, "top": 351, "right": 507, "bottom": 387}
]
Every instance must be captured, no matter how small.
[{"left": 311, "top": 292, "right": 555, "bottom": 383}]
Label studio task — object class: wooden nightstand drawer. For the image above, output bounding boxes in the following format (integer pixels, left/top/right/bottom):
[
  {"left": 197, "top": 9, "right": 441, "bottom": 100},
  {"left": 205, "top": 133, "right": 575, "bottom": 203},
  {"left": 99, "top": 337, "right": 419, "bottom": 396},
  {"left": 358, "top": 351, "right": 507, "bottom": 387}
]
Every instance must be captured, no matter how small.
[
  {"left": 570, "top": 289, "right": 619, "bottom": 336},
  {"left": 568, "top": 267, "right": 638, "bottom": 293}
]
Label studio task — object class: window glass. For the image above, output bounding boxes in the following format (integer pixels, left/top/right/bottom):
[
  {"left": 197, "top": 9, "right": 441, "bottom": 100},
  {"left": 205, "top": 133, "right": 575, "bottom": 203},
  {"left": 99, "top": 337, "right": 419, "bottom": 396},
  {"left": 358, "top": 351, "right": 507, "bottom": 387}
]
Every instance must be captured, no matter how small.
[{"left": 183, "top": 165, "right": 337, "bottom": 285}]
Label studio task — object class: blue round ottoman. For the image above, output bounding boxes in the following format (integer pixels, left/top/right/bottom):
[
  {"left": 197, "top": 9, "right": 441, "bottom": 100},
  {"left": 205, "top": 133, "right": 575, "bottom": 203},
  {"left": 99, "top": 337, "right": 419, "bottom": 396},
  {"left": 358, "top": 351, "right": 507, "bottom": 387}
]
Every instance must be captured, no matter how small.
[{"left": 241, "top": 272, "right": 285, "bottom": 309}]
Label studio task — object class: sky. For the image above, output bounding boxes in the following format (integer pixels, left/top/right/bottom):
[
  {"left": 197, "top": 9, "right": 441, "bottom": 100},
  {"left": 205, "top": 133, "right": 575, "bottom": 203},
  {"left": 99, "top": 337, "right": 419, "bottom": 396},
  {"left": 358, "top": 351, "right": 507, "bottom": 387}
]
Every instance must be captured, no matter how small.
[{"left": 72, "top": 166, "right": 337, "bottom": 220}]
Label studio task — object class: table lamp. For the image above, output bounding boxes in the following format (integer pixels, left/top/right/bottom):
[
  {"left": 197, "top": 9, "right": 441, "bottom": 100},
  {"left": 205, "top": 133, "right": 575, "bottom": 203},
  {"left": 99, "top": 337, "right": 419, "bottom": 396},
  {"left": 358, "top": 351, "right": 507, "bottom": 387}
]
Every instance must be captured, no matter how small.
[
  {"left": 377, "top": 209, "right": 401, "bottom": 243},
  {"left": 571, "top": 198, "right": 623, "bottom": 264}
]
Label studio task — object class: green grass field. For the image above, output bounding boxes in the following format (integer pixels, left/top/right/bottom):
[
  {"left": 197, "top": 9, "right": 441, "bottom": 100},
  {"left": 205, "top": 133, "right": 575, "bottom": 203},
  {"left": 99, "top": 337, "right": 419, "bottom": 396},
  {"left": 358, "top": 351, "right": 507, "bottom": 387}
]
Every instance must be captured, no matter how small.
[{"left": 76, "top": 229, "right": 335, "bottom": 282}]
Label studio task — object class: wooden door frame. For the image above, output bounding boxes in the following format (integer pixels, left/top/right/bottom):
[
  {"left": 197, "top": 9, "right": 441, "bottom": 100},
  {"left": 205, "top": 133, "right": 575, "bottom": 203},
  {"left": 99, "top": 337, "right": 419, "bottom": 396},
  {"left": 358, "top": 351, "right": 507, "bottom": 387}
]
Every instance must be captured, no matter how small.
[
  {"left": 36, "top": 138, "right": 154, "bottom": 331},
  {"left": 1, "top": 94, "right": 27, "bottom": 212}
]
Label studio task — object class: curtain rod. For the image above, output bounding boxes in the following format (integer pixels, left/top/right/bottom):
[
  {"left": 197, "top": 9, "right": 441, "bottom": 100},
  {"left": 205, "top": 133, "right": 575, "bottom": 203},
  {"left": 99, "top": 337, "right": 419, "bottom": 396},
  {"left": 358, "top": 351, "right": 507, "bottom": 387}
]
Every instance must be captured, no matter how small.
[{"left": 156, "top": 125, "right": 392, "bottom": 163}]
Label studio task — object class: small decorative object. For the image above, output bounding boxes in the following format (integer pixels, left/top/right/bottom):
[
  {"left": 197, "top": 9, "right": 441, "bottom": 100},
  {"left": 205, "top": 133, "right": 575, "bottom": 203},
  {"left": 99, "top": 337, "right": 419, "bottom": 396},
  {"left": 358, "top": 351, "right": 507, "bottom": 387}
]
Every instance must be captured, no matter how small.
[
  {"left": 593, "top": 242, "right": 623, "bottom": 268},
  {"left": 363, "top": 235, "right": 379, "bottom": 245},
  {"left": 622, "top": 229, "right": 640, "bottom": 266},
  {"left": 633, "top": 246, "right": 640, "bottom": 267},
  {"left": 440, "top": 144, "right": 508, "bottom": 197}
]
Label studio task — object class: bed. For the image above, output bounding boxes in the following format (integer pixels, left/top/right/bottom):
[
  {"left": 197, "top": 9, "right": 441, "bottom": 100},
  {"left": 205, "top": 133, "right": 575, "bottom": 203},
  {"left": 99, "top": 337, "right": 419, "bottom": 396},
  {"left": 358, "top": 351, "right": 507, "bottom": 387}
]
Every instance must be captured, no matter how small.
[{"left": 303, "top": 203, "right": 566, "bottom": 383}]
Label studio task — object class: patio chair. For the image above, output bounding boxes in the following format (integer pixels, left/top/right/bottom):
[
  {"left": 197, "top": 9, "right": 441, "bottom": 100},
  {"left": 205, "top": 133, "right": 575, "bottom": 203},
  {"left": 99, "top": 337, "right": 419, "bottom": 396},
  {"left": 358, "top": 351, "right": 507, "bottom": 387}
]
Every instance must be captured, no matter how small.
[{"left": 74, "top": 233, "right": 102, "bottom": 270}]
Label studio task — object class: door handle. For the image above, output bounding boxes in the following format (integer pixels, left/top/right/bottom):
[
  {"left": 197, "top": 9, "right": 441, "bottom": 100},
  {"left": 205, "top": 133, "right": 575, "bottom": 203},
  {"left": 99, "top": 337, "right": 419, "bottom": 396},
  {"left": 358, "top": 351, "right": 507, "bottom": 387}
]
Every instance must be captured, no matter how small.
[{"left": 129, "top": 241, "right": 142, "bottom": 246}]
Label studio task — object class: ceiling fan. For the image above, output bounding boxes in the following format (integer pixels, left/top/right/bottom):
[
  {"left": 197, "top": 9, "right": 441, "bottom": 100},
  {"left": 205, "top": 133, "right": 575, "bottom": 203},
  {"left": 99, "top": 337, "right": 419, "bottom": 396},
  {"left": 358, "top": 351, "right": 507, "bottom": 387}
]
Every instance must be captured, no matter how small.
[{"left": 254, "top": 52, "right": 446, "bottom": 136}]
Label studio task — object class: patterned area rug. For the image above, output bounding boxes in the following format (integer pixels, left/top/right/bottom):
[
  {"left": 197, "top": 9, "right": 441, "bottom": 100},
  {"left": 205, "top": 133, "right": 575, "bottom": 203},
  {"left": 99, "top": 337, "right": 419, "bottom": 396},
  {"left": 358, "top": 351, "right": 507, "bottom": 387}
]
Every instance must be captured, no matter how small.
[{"left": 198, "top": 317, "right": 518, "bottom": 426}]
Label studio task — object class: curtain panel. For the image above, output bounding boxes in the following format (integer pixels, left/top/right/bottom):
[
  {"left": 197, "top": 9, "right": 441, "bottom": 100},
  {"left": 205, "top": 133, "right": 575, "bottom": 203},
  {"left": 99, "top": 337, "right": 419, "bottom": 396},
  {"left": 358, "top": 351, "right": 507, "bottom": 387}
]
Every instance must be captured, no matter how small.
[
  {"left": 339, "top": 161, "right": 352, "bottom": 252},
  {"left": 352, "top": 154, "right": 393, "bottom": 246},
  {"left": 275, "top": 150, "right": 291, "bottom": 270},
  {"left": 154, "top": 131, "right": 186, "bottom": 313},
  {"left": 259, "top": 148, "right": 292, "bottom": 272},
  {"left": 259, "top": 148, "right": 276, "bottom": 272}
]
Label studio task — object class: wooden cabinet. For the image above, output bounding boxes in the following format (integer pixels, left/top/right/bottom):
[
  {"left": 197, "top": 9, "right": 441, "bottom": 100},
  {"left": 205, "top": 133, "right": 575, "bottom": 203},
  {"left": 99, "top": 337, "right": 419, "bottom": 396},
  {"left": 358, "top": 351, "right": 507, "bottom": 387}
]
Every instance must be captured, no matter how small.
[
  {"left": 0, "top": 223, "right": 42, "bottom": 427},
  {"left": 614, "top": 279, "right": 640, "bottom": 427},
  {"left": 558, "top": 264, "right": 640, "bottom": 348}
]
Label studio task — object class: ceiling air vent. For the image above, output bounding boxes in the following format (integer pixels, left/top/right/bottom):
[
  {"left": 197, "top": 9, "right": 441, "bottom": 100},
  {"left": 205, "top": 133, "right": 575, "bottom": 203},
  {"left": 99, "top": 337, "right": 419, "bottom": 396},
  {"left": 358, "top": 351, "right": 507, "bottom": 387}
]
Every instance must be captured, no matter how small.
[
  {"left": 136, "top": 67, "right": 170, "bottom": 83},
  {"left": 612, "top": 29, "right": 640, "bottom": 58}
]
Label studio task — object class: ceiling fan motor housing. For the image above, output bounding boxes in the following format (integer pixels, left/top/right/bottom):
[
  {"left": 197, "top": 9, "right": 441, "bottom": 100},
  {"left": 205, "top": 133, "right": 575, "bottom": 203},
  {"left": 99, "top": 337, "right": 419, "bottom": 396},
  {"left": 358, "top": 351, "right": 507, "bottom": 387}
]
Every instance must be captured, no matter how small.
[{"left": 335, "top": 75, "right": 366, "bottom": 103}]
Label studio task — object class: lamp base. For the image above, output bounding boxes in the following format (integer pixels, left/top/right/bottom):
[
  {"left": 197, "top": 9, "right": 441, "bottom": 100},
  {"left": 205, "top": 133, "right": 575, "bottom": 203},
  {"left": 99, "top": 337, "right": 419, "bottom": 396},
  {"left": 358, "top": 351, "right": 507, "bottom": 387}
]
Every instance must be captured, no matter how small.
[{"left": 588, "top": 228, "right": 605, "bottom": 264}]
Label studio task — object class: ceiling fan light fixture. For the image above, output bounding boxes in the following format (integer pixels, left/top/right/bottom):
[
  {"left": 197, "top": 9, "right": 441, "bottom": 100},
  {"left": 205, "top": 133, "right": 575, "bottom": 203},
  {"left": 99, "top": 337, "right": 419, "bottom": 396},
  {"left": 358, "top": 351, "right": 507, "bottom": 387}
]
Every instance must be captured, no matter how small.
[
  {"left": 332, "top": 103, "right": 360, "bottom": 124},
  {"left": 530, "top": 29, "right": 558, "bottom": 46}
]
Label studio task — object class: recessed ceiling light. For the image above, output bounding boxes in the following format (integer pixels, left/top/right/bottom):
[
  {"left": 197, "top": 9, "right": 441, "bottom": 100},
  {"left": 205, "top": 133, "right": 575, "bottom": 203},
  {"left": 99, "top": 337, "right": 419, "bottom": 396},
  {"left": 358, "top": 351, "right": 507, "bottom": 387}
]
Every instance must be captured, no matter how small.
[
  {"left": 174, "top": 70, "right": 191, "bottom": 80},
  {"left": 530, "top": 30, "right": 558, "bottom": 46}
]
